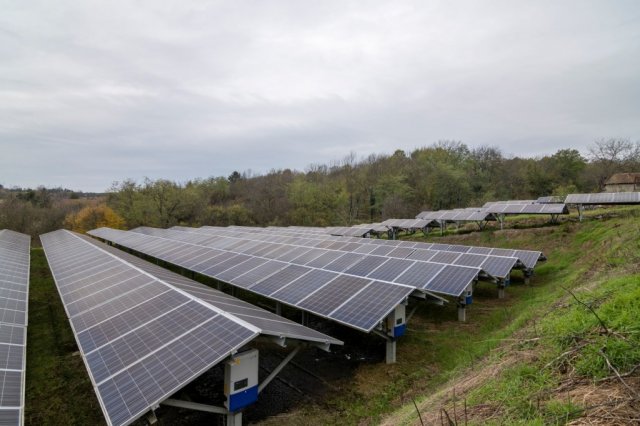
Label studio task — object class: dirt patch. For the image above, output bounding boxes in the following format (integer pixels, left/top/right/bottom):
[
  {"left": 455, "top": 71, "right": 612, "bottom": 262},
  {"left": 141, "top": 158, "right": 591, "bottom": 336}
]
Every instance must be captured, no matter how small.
[{"left": 564, "top": 377, "right": 640, "bottom": 425}]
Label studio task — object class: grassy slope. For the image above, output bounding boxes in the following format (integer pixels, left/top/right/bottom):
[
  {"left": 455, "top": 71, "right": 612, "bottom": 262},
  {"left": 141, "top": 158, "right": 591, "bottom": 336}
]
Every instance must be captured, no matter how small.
[
  {"left": 25, "top": 247, "right": 105, "bottom": 426},
  {"left": 380, "top": 207, "right": 640, "bottom": 425}
]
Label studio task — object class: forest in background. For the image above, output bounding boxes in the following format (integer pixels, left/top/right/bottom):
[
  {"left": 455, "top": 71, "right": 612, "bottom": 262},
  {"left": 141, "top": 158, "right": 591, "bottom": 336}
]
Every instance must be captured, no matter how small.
[{"left": 2, "top": 138, "right": 639, "bottom": 238}]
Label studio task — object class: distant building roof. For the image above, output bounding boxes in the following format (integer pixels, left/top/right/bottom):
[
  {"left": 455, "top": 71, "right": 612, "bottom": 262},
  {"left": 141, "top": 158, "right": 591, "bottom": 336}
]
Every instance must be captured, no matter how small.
[{"left": 605, "top": 173, "right": 640, "bottom": 185}]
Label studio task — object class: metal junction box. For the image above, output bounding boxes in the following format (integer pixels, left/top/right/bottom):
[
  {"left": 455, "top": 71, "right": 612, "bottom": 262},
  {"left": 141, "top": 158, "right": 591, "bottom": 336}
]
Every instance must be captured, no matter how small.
[
  {"left": 386, "top": 304, "right": 406, "bottom": 338},
  {"left": 224, "top": 349, "right": 259, "bottom": 412}
]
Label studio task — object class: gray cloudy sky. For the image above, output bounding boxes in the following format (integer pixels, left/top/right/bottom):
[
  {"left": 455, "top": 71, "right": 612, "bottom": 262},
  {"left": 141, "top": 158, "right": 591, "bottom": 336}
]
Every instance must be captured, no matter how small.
[{"left": 1, "top": 0, "right": 640, "bottom": 192}]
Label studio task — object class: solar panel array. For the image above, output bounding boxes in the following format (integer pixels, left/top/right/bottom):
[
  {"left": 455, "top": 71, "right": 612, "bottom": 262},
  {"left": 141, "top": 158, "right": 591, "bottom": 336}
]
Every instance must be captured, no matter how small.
[
  {"left": 381, "top": 219, "right": 438, "bottom": 229},
  {"left": 88, "top": 228, "right": 419, "bottom": 332},
  {"left": 326, "top": 227, "right": 373, "bottom": 237},
  {"left": 41, "top": 230, "right": 261, "bottom": 426},
  {"left": 195, "top": 225, "right": 537, "bottom": 274},
  {"left": 145, "top": 226, "right": 498, "bottom": 285},
  {"left": 536, "top": 196, "right": 565, "bottom": 204},
  {"left": 0, "top": 230, "right": 29, "bottom": 426},
  {"left": 482, "top": 200, "right": 536, "bottom": 208},
  {"left": 76, "top": 234, "right": 342, "bottom": 347},
  {"left": 181, "top": 226, "right": 518, "bottom": 280},
  {"left": 565, "top": 192, "right": 640, "bottom": 205},
  {"left": 483, "top": 203, "right": 569, "bottom": 215},
  {"left": 415, "top": 208, "right": 495, "bottom": 222},
  {"left": 216, "top": 225, "right": 544, "bottom": 271}
]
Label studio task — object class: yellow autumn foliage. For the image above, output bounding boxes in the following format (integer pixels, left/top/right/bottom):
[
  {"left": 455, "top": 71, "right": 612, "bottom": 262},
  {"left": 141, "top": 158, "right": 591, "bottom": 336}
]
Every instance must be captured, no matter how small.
[{"left": 64, "top": 204, "right": 125, "bottom": 233}]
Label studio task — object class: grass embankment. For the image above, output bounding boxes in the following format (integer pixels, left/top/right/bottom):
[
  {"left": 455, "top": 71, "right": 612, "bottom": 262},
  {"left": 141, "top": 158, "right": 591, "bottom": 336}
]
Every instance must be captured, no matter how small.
[
  {"left": 380, "top": 207, "right": 640, "bottom": 425},
  {"left": 25, "top": 247, "right": 104, "bottom": 425}
]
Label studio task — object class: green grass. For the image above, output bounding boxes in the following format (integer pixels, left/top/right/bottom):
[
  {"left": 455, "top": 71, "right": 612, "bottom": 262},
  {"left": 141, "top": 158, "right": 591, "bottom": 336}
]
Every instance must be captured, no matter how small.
[{"left": 25, "top": 247, "right": 104, "bottom": 426}]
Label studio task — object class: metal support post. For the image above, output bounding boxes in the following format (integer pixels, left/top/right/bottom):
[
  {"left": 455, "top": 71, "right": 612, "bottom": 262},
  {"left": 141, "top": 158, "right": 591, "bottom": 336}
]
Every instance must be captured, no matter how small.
[
  {"left": 258, "top": 346, "right": 301, "bottom": 393},
  {"left": 162, "top": 399, "right": 228, "bottom": 415},
  {"left": 275, "top": 302, "right": 281, "bottom": 316},
  {"left": 385, "top": 340, "right": 396, "bottom": 364},
  {"left": 145, "top": 410, "right": 158, "bottom": 424},
  {"left": 301, "top": 311, "right": 308, "bottom": 326},
  {"left": 578, "top": 204, "right": 584, "bottom": 222},
  {"left": 498, "top": 286, "right": 506, "bottom": 299}
]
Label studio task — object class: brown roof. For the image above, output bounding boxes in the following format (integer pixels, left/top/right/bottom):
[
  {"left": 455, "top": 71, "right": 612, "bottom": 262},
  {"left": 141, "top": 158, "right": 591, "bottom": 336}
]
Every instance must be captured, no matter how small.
[{"left": 605, "top": 173, "right": 640, "bottom": 185}]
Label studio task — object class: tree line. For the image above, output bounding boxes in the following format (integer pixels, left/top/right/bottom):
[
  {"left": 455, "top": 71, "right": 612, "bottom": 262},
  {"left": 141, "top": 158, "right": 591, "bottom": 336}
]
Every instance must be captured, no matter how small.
[{"left": 2, "top": 138, "right": 639, "bottom": 237}]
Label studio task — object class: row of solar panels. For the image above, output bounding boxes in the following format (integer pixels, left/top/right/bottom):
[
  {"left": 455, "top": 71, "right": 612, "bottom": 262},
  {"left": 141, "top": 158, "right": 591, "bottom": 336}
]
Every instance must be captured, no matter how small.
[
  {"left": 217, "top": 225, "right": 543, "bottom": 270},
  {"left": 175, "top": 225, "right": 521, "bottom": 279},
  {"left": 146, "top": 225, "right": 518, "bottom": 286},
  {"left": 41, "top": 230, "right": 344, "bottom": 426},
  {"left": 483, "top": 192, "right": 640, "bottom": 209},
  {"left": 0, "top": 230, "right": 30, "bottom": 426},
  {"left": 377, "top": 192, "right": 639, "bottom": 231},
  {"left": 417, "top": 203, "right": 568, "bottom": 222},
  {"left": 90, "top": 227, "right": 437, "bottom": 332}
]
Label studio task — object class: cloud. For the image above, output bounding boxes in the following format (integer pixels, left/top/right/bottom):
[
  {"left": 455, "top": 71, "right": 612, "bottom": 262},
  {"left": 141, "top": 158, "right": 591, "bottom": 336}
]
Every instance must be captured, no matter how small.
[{"left": 1, "top": 0, "right": 639, "bottom": 191}]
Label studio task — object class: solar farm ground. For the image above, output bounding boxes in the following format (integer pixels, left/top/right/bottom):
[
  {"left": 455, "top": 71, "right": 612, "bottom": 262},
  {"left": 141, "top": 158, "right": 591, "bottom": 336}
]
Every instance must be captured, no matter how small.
[{"left": 25, "top": 205, "right": 640, "bottom": 425}]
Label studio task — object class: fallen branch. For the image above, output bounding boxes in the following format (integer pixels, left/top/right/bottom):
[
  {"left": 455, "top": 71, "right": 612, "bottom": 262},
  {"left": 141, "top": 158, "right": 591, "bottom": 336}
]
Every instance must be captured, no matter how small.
[
  {"left": 559, "top": 284, "right": 609, "bottom": 334},
  {"left": 598, "top": 349, "right": 640, "bottom": 398},
  {"left": 412, "top": 397, "right": 424, "bottom": 426},
  {"left": 595, "top": 362, "right": 640, "bottom": 383},
  {"left": 543, "top": 342, "right": 589, "bottom": 370}
]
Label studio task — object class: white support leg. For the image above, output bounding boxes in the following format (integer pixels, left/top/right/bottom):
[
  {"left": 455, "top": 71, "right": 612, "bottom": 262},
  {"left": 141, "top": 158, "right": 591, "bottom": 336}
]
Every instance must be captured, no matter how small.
[
  {"left": 385, "top": 340, "right": 396, "bottom": 364},
  {"left": 226, "top": 412, "right": 242, "bottom": 426},
  {"left": 498, "top": 287, "right": 506, "bottom": 299},
  {"left": 457, "top": 305, "right": 466, "bottom": 322}
]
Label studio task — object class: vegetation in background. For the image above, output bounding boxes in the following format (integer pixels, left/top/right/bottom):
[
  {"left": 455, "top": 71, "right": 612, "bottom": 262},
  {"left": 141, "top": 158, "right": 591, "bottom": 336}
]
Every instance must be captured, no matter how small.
[
  {"left": 64, "top": 203, "right": 125, "bottom": 233},
  {"left": 105, "top": 138, "right": 640, "bottom": 230},
  {"left": 2, "top": 138, "right": 639, "bottom": 238}
]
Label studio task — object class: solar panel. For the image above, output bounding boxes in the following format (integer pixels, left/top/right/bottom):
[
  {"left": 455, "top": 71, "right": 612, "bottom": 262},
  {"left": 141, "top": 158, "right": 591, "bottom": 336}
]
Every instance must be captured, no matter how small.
[
  {"left": 330, "top": 281, "right": 412, "bottom": 331},
  {"left": 394, "top": 262, "right": 446, "bottom": 289},
  {"left": 249, "top": 265, "right": 312, "bottom": 296},
  {"left": 453, "top": 253, "right": 487, "bottom": 268},
  {"left": 343, "top": 255, "right": 388, "bottom": 276},
  {"left": 323, "top": 253, "right": 366, "bottom": 272},
  {"left": 89, "top": 229, "right": 415, "bottom": 333},
  {"left": 269, "top": 269, "right": 339, "bottom": 305},
  {"left": 366, "top": 258, "right": 414, "bottom": 282},
  {"left": 429, "top": 251, "right": 462, "bottom": 264},
  {"left": 0, "top": 230, "right": 29, "bottom": 425},
  {"left": 425, "top": 265, "right": 478, "bottom": 296},
  {"left": 565, "top": 192, "right": 640, "bottom": 204},
  {"left": 230, "top": 261, "right": 287, "bottom": 289},
  {"left": 41, "top": 230, "right": 259, "bottom": 426},
  {"left": 305, "top": 250, "right": 345, "bottom": 269},
  {"left": 297, "top": 275, "right": 371, "bottom": 317}
]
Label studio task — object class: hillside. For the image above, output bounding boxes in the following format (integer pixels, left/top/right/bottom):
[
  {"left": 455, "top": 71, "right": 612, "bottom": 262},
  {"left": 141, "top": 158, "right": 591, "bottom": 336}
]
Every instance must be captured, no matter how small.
[
  {"left": 24, "top": 207, "right": 639, "bottom": 425},
  {"left": 256, "top": 207, "right": 640, "bottom": 425},
  {"left": 379, "top": 207, "right": 640, "bottom": 425}
]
